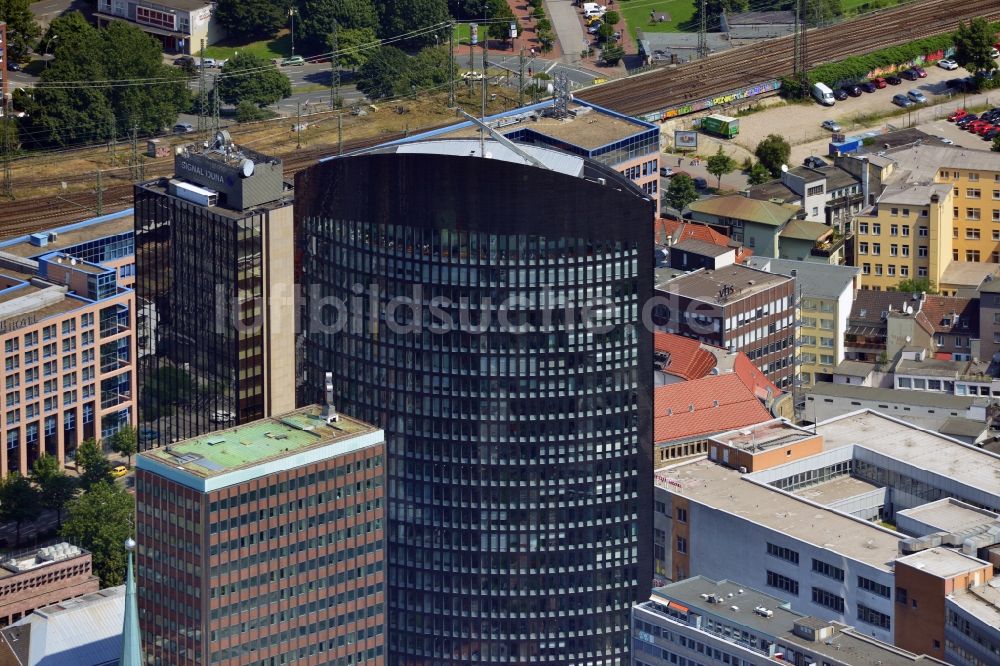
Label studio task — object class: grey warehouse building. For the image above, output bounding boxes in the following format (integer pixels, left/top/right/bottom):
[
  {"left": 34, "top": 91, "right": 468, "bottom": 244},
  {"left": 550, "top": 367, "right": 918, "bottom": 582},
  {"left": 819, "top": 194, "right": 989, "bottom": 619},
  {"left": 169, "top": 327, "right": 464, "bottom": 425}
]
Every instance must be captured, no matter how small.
[{"left": 295, "top": 138, "right": 655, "bottom": 664}]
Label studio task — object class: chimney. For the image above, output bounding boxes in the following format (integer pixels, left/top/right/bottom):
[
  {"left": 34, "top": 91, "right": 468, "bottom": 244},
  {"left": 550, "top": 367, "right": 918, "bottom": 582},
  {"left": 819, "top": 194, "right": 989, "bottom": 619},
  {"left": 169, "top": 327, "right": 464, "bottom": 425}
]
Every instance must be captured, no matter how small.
[{"left": 322, "top": 372, "right": 339, "bottom": 424}]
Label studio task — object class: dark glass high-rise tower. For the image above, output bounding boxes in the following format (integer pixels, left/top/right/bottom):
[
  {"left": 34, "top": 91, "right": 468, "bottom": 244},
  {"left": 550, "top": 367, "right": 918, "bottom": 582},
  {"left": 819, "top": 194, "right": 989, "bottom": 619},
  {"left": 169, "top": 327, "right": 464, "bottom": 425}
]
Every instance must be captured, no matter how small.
[{"left": 297, "top": 139, "right": 654, "bottom": 664}]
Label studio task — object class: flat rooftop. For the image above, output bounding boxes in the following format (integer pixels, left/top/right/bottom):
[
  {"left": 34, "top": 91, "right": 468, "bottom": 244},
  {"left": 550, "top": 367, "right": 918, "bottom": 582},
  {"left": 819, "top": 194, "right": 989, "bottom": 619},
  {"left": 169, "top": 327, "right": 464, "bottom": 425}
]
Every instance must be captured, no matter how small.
[
  {"left": 140, "top": 406, "right": 376, "bottom": 479},
  {"left": 137, "top": 178, "right": 292, "bottom": 220},
  {"left": 0, "top": 212, "right": 133, "bottom": 259},
  {"left": 895, "top": 547, "right": 990, "bottom": 578},
  {"left": 643, "top": 578, "right": 946, "bottom": 666},
  {"left": 0, "top": 284, "right": 85, "bottom": 328},
  {"left": 807, "top": 382, "right": 976, "bottom": 410},
  {"left": 897, "top": 499, "right": 998, "bottom": 535},
  {"left": 949, "top": 581, "right": 1000, "bottom": 628},
  {"left": 713, "top": 419, "right": 815, "bottom": 453},
  {"left": 816, "top": 410, "right": 1000, "bottom": 502},
  {"left": 657, "top": 458, "right": 900, "bottom": 570},
  {"left": 793, "top": 475, "right": 881, "bottom": 506},
  {"left": 657, "top": 265, "right": 790, "bottom": 301}
]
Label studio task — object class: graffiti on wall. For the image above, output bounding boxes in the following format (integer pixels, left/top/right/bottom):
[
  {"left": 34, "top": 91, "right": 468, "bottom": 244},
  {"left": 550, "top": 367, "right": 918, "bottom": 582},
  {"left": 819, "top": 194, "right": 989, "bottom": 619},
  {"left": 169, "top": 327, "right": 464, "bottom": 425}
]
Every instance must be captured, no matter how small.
[
  {"left": 639, "top": 79, "right": 783, "bottom": 123},
  {"left": 862, "top": 49, "right": 948, "bottom": 81}
]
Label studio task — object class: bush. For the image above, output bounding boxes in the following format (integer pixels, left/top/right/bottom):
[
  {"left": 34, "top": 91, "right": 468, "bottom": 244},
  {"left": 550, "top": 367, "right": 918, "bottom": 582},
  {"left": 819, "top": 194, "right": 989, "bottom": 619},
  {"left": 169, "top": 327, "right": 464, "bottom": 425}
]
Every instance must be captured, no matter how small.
[
  {"left": 604, "top": 10, "right": 620, "bottom": 25},
  {"left": 236, "top": 100, "right": 271, "bottom": 122},
  {"left": 536, "top": 18, "right": 551, "bottom": 32}
]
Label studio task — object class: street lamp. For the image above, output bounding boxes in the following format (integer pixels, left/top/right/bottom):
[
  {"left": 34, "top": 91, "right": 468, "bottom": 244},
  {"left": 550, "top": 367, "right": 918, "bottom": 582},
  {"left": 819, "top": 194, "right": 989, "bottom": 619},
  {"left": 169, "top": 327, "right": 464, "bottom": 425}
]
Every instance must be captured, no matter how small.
[
  {"left": 289, "top": 7, "right": 297, "bottom": 56},
  {"left": 42, "top": 34, "right": 58, "bottom": 69}
]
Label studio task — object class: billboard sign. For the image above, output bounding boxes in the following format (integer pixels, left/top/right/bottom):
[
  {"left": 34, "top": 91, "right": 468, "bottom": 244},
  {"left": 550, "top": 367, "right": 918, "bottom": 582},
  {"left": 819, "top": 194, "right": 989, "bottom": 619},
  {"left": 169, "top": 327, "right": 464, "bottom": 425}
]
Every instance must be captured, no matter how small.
[{"left": 674, "top": 130, "right": 698, "bottom": 151}]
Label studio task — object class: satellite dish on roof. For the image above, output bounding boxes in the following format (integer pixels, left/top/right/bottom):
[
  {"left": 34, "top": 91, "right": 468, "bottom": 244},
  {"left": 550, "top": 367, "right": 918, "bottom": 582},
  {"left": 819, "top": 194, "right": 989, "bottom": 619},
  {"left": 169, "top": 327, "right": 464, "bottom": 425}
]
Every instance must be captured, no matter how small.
[
  {"left": 239, "top": 158, "right": 255, "bottom": 178},
  {"left": 780, "top": 164, "right": 789, "bottom": 173},
  {"left": 214, "top": 129, "right": 232, "bottom": 149}
]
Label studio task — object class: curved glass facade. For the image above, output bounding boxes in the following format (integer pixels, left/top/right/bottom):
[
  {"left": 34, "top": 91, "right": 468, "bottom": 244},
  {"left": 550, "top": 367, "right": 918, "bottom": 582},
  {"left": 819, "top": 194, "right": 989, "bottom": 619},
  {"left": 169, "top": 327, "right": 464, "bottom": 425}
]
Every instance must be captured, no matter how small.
[{"left": 297, "top": 145, "right": 653, "bottom": 664}]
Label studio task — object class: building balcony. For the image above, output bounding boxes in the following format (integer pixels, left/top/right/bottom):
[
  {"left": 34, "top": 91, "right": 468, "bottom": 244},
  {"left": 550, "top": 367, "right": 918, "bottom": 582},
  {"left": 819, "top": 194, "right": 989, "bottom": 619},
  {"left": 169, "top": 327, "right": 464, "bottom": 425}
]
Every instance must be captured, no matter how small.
[{"left": 811, "top": 231, "right": 850, "bottom": 258}]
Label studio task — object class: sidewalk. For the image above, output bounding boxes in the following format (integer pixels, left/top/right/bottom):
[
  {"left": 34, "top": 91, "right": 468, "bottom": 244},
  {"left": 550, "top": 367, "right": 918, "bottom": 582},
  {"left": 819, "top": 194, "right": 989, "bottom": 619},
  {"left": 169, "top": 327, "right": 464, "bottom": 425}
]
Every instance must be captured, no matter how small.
[{"left": 454, "top": 0, "right": 563, "bottom": 60}]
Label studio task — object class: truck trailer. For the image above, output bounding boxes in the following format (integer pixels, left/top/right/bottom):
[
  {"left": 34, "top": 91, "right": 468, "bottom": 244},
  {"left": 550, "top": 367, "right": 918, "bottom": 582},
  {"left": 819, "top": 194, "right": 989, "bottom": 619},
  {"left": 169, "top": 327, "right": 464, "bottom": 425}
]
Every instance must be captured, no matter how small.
[{"left": 700, "top": 114, "right": 740, "bottom": 138}]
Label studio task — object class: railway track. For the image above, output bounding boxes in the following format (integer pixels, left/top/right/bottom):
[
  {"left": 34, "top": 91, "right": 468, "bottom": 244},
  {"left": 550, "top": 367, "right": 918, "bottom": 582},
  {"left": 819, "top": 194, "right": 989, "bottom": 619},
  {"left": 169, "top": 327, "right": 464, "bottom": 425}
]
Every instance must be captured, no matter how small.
[{"left": 579, "top": 0, "right": 1000, "bottom": 116}]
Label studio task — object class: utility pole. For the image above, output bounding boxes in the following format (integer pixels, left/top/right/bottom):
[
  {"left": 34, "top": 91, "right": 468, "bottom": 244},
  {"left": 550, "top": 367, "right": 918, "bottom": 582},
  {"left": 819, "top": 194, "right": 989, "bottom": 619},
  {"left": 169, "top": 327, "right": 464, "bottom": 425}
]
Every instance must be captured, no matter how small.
[
  {"left": 108, "top": 114, "right": 118, "bottom": 166},
  {"left": 296, "top": 102, "right": 302, "bottom": 149},
  {"left": 129, "top": 123, "right": 140, "bottom": 182},
  {"left": 482, "top": 23, "right": 489, "bottom": 118},
  {"left": 698, "top": 0, "right": 707, "bottom": 59},
  {"left": 330, "top": 20, "right": 340, "bottom": 110},
  {"left": 469, "top": 23, "right": 476, "bottom": 85},
  {"left": 1, "top": 99, "right": 12, "bottom": 200},
  {"left": 793, "top": 0, "right": 809, "bottom": 97},
  {"left": 518, "top": 47, "right": 525, "bottom": 107},
  {"left": 198, "top": 39, "right": 207, "bottom": 133},
  {"left": 338, "top": 113, "right": 343, "bottom": 155},
  {"left": 448, "top": 22, "right": 456, "bottom": 108},
  {"left": 212, "top": 74, "right": 220, "bottom": 132},
  {"left": 96, "top": 170, "right": 103, "bottom": 215}
]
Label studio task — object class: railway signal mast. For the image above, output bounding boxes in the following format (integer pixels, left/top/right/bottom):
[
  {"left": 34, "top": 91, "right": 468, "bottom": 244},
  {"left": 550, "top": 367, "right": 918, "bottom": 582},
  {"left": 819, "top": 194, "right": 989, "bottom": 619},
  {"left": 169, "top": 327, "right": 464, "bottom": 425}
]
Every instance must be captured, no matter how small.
[
  {"left": 698, "top": 0, "right": 708, "bottom": 59},
  {"left": 793, "top": 0, "right": 809, "bottom": 97}
]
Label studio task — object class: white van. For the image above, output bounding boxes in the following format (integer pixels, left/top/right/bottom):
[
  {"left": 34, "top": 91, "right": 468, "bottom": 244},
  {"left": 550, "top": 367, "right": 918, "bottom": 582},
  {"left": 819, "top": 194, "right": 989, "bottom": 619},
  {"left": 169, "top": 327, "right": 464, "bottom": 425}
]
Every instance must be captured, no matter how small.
[
  {"left": 811, "top": 82, "right": 835, "bottom": 106},
  {"left": 582, "top": 3, "right": 606, "bottom": 17}
]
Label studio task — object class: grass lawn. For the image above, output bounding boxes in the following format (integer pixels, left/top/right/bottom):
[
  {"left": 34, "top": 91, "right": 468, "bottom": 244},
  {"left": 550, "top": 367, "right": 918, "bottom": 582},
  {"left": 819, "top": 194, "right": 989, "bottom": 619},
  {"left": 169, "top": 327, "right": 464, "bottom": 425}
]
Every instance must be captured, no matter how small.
[
  {"left": 202, "top": 31, "right": 293, "bottom": 61},
  {"left": 619, "top": 0, "right": 697, "bottom": 39}
]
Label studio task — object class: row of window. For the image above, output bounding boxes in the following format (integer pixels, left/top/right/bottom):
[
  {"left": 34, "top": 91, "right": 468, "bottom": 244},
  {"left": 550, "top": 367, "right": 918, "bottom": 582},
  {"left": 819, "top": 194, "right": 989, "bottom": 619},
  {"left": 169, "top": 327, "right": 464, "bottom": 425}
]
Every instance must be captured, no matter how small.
[
  {"left": 860, "top": 263, "right": 917, "bottom": 278},
  {"left": 937, "top": 170, "right": 1000, "bottom": 182},
  {"left": 857, "top": 242, "right": 916, "bottom": 256},
  {"left": 858, "top": 222, "right": 927, "bottom": 235}
]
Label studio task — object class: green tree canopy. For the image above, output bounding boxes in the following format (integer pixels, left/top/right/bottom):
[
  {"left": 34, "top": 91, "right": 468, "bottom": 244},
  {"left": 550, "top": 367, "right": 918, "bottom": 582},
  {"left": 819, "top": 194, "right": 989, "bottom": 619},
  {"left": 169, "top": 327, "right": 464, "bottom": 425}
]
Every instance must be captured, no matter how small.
[
  {"left": 298, "top": 0, "right": 378, "bottom": 52},
  {"left": 333, "top": 27, "right": 378, "bottom": 70},
  {"left": 754, "top": 134, "right": 791, "bottom": 177},
  {"left": 61, "top": 481, "right": 134, "bottom": 587},
  {"left": 31, "top": 454, "right": 77, "bottom": 528},
  {"left": 76, "top": 438, "right": 112, "bottom": 491},
  {"left": 954, "top": 18, "right": 997, "bottom": 74},
  {"left": 603, "top": 10, "right": 620, "bottom": 25},
  {"left": 993, "top": 136, "right": 1000, "bottom": 153},
  {"left": 487, "top": 0, "right": 518, "bottom": 43},
  {"left": 355, "top": 45, "right": 412, "bottom": 99},
  {"left": 109, "top": 425, "right": 138, "bottom": 467},
  {"left": 892, "top": 277, "right": 938, "bottom": 294},
  {"left": 706, "top": 146, "right": 737, "bottom": 188},
  {"left": 0, "top": 0, "right": 41, "bottom": 60},
  {"left": 601, "top": 42, "right": 624, "bottom": 66},
  {"left": 747, "top": 161, "right": 772, "bottom": 185},
  {"left": 666, "top": 174, "right": 699, "bottom": 211},
  {"left": 20, "top": 17, "right": 190, "bottom": 148},
  {"left": 218, "top": 52, "right": 292, "bottom": 108},
  {"left": 377, "top": 0, "right": 449, "bottom": 47},
  {"left": 0, "top": 473, "right": 41, "bottom": 546},
  {"left": 214, "top": 0, "right": 286, "bottom": 39}
]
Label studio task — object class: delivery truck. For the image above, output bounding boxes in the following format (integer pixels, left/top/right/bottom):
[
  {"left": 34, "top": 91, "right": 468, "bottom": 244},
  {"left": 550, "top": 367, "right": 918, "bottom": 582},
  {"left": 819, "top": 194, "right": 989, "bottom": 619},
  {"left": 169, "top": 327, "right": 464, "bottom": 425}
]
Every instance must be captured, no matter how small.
[{"left": 699, "top": 114, "right": 740, "bottom": 139}]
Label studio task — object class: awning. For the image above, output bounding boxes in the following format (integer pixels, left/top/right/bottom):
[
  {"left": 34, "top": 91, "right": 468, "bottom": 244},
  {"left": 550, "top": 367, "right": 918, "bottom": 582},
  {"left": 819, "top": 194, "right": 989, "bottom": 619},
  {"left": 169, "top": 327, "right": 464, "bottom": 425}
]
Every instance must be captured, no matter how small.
[{"left": 667, "top": 601, "right": 689, "bottom": 613}]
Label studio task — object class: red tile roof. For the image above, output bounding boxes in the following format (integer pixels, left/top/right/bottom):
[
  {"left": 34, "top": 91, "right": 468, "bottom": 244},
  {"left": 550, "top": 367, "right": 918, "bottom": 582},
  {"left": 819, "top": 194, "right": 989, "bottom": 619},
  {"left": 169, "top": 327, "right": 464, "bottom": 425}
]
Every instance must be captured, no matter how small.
[
  {"left": 654, "top": 218, "right": 752, "bottom": 263},
  {"left": 654, "top": 374, "right": 772, "bottom": 443},
  {"left": 732, "top": 353, "right": 783, "bottom": 402},
  {"left": 919, "top": 295, "right": 979, "bottom": 335},
  {"left": 654, "top": 333, "right": 718, "bottom": 380}
]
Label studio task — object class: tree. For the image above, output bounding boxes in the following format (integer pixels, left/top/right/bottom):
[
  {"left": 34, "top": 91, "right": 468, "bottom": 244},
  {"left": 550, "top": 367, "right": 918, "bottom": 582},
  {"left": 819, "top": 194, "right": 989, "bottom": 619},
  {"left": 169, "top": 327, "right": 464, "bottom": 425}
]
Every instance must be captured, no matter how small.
[
  {"left": 706, "top": 146, "right": 737, "bottom": 188},
  {"left": 61, "top": 481, "right": 134, "bottom": 587},
  {"left": 377, "top": 0, "right": 450, "bottom": 47},
  {"left": 666, "top": 174, "right": 699, "bottom": 211},
  {"left": 299, "top": 0, "right": 378, "bottom": 52},
  {"left": 486, "top": 0, "right": 518, "bottom": 44},
  {"left": 993, "top": 136, "right": 1000, "bottom": 153},
  {"left": 0, "top": 473, "right": 41, "bottom": 546},
  {"left": 0, "top": 0, "right": 41, "bottom": 61},
  {"left": 754, "top": 134, "right": 791, "bottom": 177},
  {"left": 214, "top": 0, "right": 286, "bottom": 39},
  {"left": 76, "top": 438, "right": 112, "bottom": 491},
  {"left": 603, "top": 10, "right": 620, "bottom": 26},
  {"left": 31, "top": 454, "right": 77, "bottom": 528},
  {"left": 218, "top": 52, "right": 292, "bottom": 108},
  {"left": 355, "top": 45, "right": 411, "bottom": 100},
  {"left": 602, "top": 43, "right": 625, "bottom": 66},
  {"left": 747, "top": 161, "right": 772, "bottom": 185},
  {"left": 109, "top": 425, "right": 138, "bottom": 468},
  {"left": 953, "top": 18, "right": 996, "bottom": 74},
  {"left": 893, "top": 277, "right": 938, "bottom": 294},
  {"left": 334, "top": 27, "right": 378, "bottom": 70},
  {"left": 410, "top": 46, "right": 451, "bottom": 88},
  {"left": 597, "top": 22, "right": 615, "bottom": 44}
]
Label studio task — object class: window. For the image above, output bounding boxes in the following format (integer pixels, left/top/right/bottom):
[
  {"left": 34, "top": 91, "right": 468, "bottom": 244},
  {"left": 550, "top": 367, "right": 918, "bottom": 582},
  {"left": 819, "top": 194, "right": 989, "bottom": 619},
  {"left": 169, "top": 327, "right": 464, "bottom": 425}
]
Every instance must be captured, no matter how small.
[
  {"left": 812, "top": 559, "right": 845, "bottom": 581},
  {"left": 896, "top": 587, "right": 908, "bottom": 604},
  {"left": 890, "top": 244, "right": 898, "bottom": 256},
  {"left": 820, "top": 337, "right": 835, "bottom": 347},
  {"left": 953, "top": 226, "right": 959, "bottom": 238},
  {"left": 676, "top": 536, "right": 687, "bottom": 554},
  {"left": 900, "top": 266, "right": 909, "bottom": 277},
  {"left": 903, "top": 208, "right": 909, "bottom": 217},
  {"left": 918, "top": 246, "right": 928, "bottom": 257},
  {"left": 857, "top": 604, "right": 891, "bottom": 630},
  {"left": 902, "top": 225, "right": 910, "bottom": 236},
  {"left": 875, "top": 264, "right": 883, "bottom": 276},
  {"left": 993, "top": 189, "right": 1000, "bottom": 200},
  {"left": 966, "top": 250, "right": 981, "bottom": 262},
  {"left": 918, "top": 226, "right": 928, "bottom": 237},
  {"left": 887, "top": 265, "right": 896, "bottom": 277},
  {"left": 994, "top": 230, "right": 1000, "bottom": 241},
  {"left": 901, "top": 245, "right": 910, "bottom": 257},
  {"left": 872, "top": 223, "right": 881, "bottom": 235},
  {"left": 859, "top": 223, "right": 869, "bottom": 234},
  {"left": 42, "top": 325, "right": 56, "bottom": 341},
  {"left": 967, "top": 188, "right": 981, "bottom": 198},
  {"left": 859, "top": 242, "right": 869, "bottom": 254},
  {"left": 871, "top": 243, "right": 881, "bottom": 255},
  {"left": 969, "top": 172, "right": 979, "bottom": 182},
  {"left": 820, "top": 354, "right": 835, "bottom": 365},
  {"left": 767, "top": 543, "right": 799, "bottom": 564},
  {"left": 767, "top": 571, "right": 800, "bottom": 596},
  {"left": 967, "top": 208, "right": 981, "bottom": 220},
  {"left": 994, "top": 210, "right": 1000, "bottom": 222},
  {"left": 966, "top": 228, "right": 981, "bottom": 239},
  {"left": 862, "top": 263, "right": 871, "bottom": 275},
  {"left": 812, "top": 587, "right": 845, "bottom": 612},
  {"left": 918, "top": 267, "right": 928, "bottom": 277},
  {"left": 890, "top": 224, "right": 899, "bottom": 234},
  {"left": 890, "top": 208, "right": 899, "bottom": 217},
  {"left": 676, "top": 508, "right": 687, "bottom": 523}
]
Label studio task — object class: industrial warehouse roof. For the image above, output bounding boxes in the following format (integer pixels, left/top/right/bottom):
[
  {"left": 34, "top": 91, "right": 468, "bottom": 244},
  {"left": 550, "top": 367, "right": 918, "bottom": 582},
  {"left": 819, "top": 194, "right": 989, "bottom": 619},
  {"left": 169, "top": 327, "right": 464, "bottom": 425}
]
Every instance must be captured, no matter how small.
[
  {"left": 897, "top": 498, "right": 998, "bottom": 535},
  {"left": 0, "top": 211, "right": 133, "bottom": 259},
  {"left": 948, "top": 583, "right": 1000, "bottom": 628},
  {"left": 745, "top": 258, "right": 860, "bottom": 301},
  {"left": 807, "top": 381, "right": 977, "bottom": 410},
  {"left": 896, "top": 547, "right": 990, "bottom": 579},
  {"left": 687, "top": 195, "right": 799, "bottom": 226}
]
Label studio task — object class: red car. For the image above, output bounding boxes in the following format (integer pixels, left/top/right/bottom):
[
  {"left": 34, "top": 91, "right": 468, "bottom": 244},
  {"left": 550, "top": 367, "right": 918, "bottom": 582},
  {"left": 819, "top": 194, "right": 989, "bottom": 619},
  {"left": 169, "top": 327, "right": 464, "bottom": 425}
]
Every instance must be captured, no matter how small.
[
  {"left": 948, "top": 109, "right": 968, "bottom": 122},
  {"left": 914, "top": 66, "right": 927, "bottom": 78},
  {"left": 976, "top": 123, "right": 995, "bottom": 136},
  {"left": 872, "top": 77, "right": 888, "bottom": 88},
  {"left": 968, "top": 120, "right": 988, "bottom": 132}
]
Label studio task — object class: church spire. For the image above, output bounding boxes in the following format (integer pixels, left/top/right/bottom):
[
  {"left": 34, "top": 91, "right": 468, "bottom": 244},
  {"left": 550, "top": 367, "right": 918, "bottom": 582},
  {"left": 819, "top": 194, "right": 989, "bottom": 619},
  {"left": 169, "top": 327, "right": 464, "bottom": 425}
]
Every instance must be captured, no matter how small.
[{"left": 120, "top": 538, "right": 142, "bottom": 666}]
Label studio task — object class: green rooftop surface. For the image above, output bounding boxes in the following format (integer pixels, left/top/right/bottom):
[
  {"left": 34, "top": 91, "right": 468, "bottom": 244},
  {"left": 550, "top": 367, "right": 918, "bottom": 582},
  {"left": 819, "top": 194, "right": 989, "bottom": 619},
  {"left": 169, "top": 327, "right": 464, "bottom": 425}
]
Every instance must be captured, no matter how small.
[{"left": 142, "top": 406, "right": 373, "bottom": 478}]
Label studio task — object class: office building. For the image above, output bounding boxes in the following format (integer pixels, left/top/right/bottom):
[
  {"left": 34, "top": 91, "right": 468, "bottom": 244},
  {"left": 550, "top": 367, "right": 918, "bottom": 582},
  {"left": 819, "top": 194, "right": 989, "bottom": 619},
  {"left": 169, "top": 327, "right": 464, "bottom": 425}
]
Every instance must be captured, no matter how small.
[
  {"left": 653, "top": 410, "right": 1000, "bottom": 648},
  {"left": 135, "top": 405, "right": 386, "bottom": 666},
  {"left": 0, "top": 543, "right": 99, "bottom": 627},
  {"left": 844, "top": 289, "right": 917, "bottom": 363},
  {"left": 945, "top": 578, "right": 1000, "bottom": 666},
  {"left": 654, "top": 264, "right": 796, "bottom": 388},
  {"left": 297, "top": 138, "right": 654, "bottom": 664},
  {"left": 0, "top": 586, "right": 128, "bottom": 665},
  {"left": 95, "top": 0, "right": 224, "bottom": 54},
  {"left": 0, "top": 212, "right": 136, "bottom": 476},
  {"left": 134, "top": 133, "right": 295, "bottom": 447},
  {"left": 746, "top": 257, "right": 861, "bottom": 386},
  {"left": 404, "top": 99, "right": 662, "bottom": 214},
  {"left": 632, "top": 577, "right": 948, "bottom": 666}
]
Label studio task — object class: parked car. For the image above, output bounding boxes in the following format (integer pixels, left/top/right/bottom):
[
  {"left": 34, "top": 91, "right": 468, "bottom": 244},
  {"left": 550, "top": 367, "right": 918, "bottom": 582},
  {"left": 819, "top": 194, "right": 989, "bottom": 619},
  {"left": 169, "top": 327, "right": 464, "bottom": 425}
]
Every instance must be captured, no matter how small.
[
  {"left": 886, "top": 74, "right": 902, "bottom": 85},
  {"left": 172, "top": 123, "right": 194, "bottom": 133},
  {"left": 914, "top": 66, "right": 927, "bottom": 78},
  {"left": 976, "top": 123, "right": 995, "bottom": 136},
  {"left": 937, "top": 58, "right": 959, "bottom": 70},
  {"left": 991, "top": 47, "right": 1000, "bottom": 59},
  {"left": 174, "top": 55, "right": 195, "bottom": 68},
  {"left": 907, "top": 89, "right": 927, "bottom": 103},
  {"left": 587, "top": 22, "right": 602, "bottom": 34},
  {"left": 832, "top": 88, "right": 849, "bottom": 101},
  {"left": 872, "top": 77, "right": 888, "bottom": 88},
  {"left": 901, "top": 68, "right": 920, "bottom": 81},
  {"left": 803, "top": 156, "right": 829, "bottom": 169},
  {"left": 985, "top": 128, "right": 1000, "bottom": 140},
  {"left": 462, "top": 70, "right": 484, "bottom": 80},
  {"left": 967, "top": 120, "right": 987, "bottom": 132},
  {"left": 948, "top": 108, "right": 968, "bottom": 121},
  {"left": 198, "top": 57, "right": 217, "bottom": 68},
  {"left": 821, "top": 119, "right": 842, "bottom": 132},
  {"left": 860, "top": 81, "right": 878, "bottom": 93},
  {"left": 282, "top": 55, "right": 305, "bottom": 66},
  {"left": 892, "top": 93, "right": 915, "bottom": 107},
  {"left": 956, "top": 114, "right": 979, "bottom": 127},
  {"left": 6, "top": 60, "right": 20, "bottom": 71},
  {"left": 659, "top": 166, "right": 674, "bottom": 177},
  {"left": 111, "top": 465, "right": 129, "bottom": 479},
  {"left": 842, "top": 84, "right": 862, "bottom": 97},
  {"left": 933, "top": 136, "right": 955, "bottom": 145},
  {"left": 693, "top": 177, "right": 708, "bottom": 189},
  {"left": 586, "top": 14, "right": 603, "bottom": 25}
]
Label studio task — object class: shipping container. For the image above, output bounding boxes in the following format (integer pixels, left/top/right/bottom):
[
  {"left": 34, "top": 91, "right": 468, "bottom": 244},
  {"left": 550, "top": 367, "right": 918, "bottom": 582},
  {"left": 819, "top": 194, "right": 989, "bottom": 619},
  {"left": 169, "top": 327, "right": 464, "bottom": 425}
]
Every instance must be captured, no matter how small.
[
  {"left": 829, "top": 138, "right": 862, "bottom": 156},
  {"left": 700, "top": 114, "right": 740, "bottom": 138}
]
